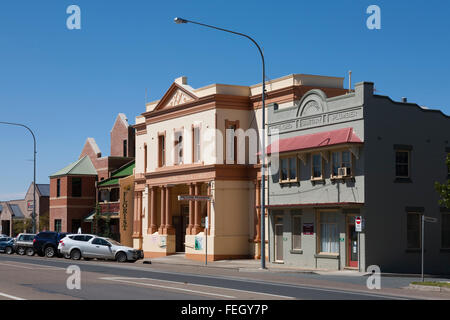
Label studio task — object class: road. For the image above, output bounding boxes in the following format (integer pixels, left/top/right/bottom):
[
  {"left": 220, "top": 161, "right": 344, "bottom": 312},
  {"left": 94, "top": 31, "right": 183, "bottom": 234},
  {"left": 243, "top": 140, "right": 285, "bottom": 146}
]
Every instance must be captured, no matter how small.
[{"left": 0, "top": 254, "right": 448, "bottom": 301}]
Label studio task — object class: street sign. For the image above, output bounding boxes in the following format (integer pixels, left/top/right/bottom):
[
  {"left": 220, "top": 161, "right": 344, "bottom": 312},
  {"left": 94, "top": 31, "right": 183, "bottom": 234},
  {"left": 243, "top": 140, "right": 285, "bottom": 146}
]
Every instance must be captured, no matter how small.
[
  {"left": 177, "top": 195, "right": 212, "bottom": 201},
  {"left": 423, "top": 216, "right": 437, "bottom": 223},
  {"left": 355, "top": 216, "right": 363, "bottom": 232}
]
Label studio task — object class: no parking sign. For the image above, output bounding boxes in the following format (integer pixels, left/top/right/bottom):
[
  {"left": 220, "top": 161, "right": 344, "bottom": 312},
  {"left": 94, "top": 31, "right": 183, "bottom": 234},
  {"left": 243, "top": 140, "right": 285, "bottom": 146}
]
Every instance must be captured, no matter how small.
[{"left": 355, "top": 216, "right": 363, "bottom": 232}]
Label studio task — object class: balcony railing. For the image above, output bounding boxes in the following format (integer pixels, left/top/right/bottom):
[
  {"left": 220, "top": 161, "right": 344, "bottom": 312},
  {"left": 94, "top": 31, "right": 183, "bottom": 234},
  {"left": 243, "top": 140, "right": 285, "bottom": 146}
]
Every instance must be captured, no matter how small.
[{"left": 99, "top": 201, "right": 120, "bottom": 214}]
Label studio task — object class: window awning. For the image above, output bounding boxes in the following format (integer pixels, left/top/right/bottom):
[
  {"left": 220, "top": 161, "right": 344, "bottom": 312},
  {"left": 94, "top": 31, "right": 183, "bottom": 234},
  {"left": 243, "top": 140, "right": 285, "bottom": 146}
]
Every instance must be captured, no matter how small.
[{"left": 266, "top": 127, "right": 363, "bottom": 155}]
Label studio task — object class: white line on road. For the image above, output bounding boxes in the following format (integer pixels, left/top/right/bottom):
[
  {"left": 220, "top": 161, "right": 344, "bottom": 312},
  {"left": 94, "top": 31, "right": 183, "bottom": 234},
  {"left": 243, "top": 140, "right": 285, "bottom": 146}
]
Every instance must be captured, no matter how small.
[
  {"left": 100, "top": 277, "right": 295, "bottom": 300},
  {"left": 0, "top": 291, "right": 26, "bottom": 300},
  {"left": 0, "top": 262, "right": 65, "bottom": 271},
  {"left": 100, "top": 277, "right": 237, "bottom": 299}
]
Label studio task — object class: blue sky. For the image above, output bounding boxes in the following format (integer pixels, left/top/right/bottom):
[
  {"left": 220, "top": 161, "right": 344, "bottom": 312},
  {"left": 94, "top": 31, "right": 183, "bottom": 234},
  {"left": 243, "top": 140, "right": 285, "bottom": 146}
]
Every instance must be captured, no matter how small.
[{"left": 0, "top": 0, "right": 449, "bottom": 200}]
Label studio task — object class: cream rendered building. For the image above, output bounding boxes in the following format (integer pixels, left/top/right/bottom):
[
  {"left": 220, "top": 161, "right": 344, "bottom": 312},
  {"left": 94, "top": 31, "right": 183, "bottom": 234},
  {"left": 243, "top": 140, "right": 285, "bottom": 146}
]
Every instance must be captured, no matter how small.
[{"left": 133, "top": 74, "right": 347, "bottom": 261}]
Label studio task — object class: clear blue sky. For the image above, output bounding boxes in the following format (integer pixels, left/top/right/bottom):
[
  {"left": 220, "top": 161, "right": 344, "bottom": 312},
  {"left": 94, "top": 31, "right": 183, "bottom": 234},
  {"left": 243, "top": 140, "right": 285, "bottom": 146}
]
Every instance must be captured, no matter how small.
[{"left": 0, "top": 0, "right": 449, "bottom": 200}]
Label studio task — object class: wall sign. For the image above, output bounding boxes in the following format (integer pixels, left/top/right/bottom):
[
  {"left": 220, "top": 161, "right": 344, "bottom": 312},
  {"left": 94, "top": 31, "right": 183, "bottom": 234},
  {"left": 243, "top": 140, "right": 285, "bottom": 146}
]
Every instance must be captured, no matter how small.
[{"left": 302, "top": 223, "right": 314, "bottom": 235}]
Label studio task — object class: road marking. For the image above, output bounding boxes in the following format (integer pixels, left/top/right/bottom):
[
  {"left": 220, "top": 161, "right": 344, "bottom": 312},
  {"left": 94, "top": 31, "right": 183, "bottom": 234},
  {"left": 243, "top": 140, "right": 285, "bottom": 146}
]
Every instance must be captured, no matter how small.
[
  {"left": 100, "top": 277, "right": 237, "bottom": 299},
  {"left": 0, "top": 291, "right": 26, "bottom": 300},
  {"left": 0, "top": 261, "right": 65, "bottom": 271},
  {"left": 100, "top": 277, "right": 295, "bottom": 299}
]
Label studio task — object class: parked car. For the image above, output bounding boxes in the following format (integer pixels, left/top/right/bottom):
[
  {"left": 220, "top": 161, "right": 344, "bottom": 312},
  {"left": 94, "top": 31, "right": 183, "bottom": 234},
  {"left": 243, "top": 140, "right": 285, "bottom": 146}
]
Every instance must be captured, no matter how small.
[
  {"left": 0, "top": 237, "right": 14, "bottom": 254},
  {"left": 14, "top": 233, "right": 36, "bottom": 256},
  {"left": 58, "top": 234, "right": 144, "bottom": 262},
  {"left": 33, "top": 231, "right": 70, "bottom": 258}
]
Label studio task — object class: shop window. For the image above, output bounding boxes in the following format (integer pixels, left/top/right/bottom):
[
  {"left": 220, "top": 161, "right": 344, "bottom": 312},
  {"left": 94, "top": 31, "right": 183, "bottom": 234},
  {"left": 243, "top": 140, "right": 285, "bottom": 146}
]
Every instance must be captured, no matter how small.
[
  {"left": 319, "top": 213, "right": 339, "bottom": 253},
  {"left": 407, "top": 212, "right": 422, "bottom": 249}
]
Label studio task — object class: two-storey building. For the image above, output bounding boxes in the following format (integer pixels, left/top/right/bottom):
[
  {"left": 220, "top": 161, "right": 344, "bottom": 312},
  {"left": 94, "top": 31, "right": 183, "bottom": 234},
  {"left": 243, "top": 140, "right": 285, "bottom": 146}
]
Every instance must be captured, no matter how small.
[{"left": 266, "top": 81, "right": 450, "bottom": 274}]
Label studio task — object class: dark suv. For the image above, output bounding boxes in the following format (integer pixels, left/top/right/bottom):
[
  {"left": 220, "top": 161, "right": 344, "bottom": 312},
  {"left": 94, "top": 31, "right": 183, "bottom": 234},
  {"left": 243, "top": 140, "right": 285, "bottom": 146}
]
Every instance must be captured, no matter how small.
[{"left": 33, "top": 231, "right": 70, "bottom": 258}]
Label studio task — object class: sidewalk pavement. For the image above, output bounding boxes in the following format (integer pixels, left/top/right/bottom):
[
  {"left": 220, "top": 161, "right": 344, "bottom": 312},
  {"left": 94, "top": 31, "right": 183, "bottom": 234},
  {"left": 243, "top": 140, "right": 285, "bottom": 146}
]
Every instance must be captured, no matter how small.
[{"left": 139, "top": 253, "right": 370, "bottom": 276}]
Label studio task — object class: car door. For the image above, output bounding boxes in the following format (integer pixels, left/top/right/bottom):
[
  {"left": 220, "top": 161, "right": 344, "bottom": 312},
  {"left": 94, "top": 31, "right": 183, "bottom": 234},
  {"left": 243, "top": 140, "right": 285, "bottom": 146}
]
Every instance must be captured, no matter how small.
[{"left": 90, "top": 238, "right": 113, "bottom": 259}]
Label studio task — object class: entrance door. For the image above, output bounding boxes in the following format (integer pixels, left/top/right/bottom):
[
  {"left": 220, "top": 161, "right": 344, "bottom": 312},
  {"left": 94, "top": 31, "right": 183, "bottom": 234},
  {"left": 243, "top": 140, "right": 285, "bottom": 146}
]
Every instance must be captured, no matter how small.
[
  {"left": 347, "top": 224, "right": 358, "bottom": 268},
  {"left": 275, "top": 224, "right": 284, "bottom": 262},
  {"left": 174, "top": 205, "right": 189, "bottom": 253}
]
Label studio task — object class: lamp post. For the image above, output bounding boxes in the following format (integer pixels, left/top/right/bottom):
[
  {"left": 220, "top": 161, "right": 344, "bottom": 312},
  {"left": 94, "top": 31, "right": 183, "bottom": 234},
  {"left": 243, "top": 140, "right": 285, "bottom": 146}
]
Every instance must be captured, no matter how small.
[
  {"left": 0, "top": 122, "right": 37, "bottom": 234},
  {"left": 174, "top": 17, "right": 267, "bottom": 269}
]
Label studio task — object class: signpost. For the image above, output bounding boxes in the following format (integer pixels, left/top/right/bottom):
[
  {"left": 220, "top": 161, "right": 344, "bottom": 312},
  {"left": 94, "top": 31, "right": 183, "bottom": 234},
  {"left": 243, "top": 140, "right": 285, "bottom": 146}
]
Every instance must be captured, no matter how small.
[
  {"left": 355, "top": 216, "right": 364, "bottom": 272},
  {"left": 421, "top": 216, "right": 438, "bottom": 282}
]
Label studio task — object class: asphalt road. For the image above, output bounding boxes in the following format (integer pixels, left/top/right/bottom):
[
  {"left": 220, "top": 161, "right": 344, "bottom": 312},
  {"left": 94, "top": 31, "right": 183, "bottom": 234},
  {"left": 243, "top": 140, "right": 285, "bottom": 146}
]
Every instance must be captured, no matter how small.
[{"left": 0, "top": 254, "right": 446, "bottom": 300}]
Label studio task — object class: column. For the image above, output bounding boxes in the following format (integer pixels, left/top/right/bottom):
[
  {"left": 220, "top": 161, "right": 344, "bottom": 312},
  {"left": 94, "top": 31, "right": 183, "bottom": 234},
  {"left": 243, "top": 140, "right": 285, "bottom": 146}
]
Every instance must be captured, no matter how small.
[
  {"left": 192, "top": 182, "right": 201, "bottom": 234},
  {"left": 159, "top": 186, "right": 166, "bottom": 234},
  {"left": 165, "top": 186, "right": 174, "bottom": 234},
  {"left": 187, "top": 183, "right": 194, "bottom": 235},
  {"left": 133, "top": 191, "right": 142, "bottom": 238},
  {"left": 255, "top": 181, "right": 261, "bottom": 241},
  {"left": 147, "top": 186, "right": 157, "bottom": 234}
]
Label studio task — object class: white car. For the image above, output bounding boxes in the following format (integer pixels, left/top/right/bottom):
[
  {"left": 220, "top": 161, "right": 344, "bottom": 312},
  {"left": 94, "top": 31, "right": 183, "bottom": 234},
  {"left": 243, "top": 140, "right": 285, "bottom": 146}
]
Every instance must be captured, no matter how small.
[{"left": 58, "top": 234, "right": 143, "bottom": 262}]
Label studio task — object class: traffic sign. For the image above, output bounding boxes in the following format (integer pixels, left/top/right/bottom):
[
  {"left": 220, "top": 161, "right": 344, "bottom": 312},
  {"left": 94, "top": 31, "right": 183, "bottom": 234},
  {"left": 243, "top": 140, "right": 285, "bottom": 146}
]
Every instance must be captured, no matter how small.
[
  {"left": 355, "top": 216, "right": 363, "bottom": 232},
  {"left": 423, "top": 216, "right": 437, "bottom": 223}
]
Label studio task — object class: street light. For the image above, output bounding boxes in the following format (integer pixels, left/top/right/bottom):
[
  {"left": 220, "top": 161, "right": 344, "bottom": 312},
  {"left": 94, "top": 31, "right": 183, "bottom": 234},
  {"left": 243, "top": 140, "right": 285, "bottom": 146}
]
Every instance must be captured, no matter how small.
[
  {"left": 174, "top": 17, "right": 267, "bottom": 269},
  {"left": 0, "top": 122, "right": 37, "bottom": 234}
]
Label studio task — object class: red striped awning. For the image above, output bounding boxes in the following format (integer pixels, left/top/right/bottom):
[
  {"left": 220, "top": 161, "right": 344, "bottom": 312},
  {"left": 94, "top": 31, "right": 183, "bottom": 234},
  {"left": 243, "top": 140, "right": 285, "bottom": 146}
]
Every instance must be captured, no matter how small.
[{"left": 266, "top": 127, "right": 362, "bottom": 154}]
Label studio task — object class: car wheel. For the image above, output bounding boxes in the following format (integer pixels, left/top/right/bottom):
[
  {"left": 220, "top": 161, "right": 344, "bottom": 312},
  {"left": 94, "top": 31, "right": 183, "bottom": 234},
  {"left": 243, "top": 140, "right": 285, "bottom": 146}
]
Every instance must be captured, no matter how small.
[
  {"left": 44, "top": 246, "right": 56, "bottom": 258},
  {"left": 63, "top": 253, "right": 70, "bottom": 259},
  {"left": 5, "top": 247, "right": 13, "bottom": 255},
  {"left": 26, "top": 248, "right": 35, "bottom": 256},
  {"left": 116, "top": 252, "right": 127, "bottom": 263},
  {"left": 70, "top": 249, "right": 81, "bottom": 260},
  {"left": 17, "top": 247, "right": 25, "bottom": 255}
]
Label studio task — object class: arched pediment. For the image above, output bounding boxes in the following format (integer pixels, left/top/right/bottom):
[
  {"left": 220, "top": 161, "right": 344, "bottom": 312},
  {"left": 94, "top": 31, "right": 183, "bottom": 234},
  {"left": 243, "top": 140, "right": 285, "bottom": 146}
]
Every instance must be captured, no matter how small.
[{"left": 296, "top": 89, "right": 328, "bottom": 117}]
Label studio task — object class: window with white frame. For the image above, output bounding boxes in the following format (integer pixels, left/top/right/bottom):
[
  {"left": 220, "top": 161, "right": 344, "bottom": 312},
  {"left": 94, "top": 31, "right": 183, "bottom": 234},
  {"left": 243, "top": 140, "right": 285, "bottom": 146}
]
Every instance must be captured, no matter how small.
[
  {"left": 319, "top": 213, "right": 339, "bottom": 253},
  {"left": 395, "top": 150, "right": 410, "bottom": 178},
  {"left": 193, "top": 126, "right": 201, "bottom": 163},
  {"left": 174, "top": 130, "right": 183, "bottom": 165}
]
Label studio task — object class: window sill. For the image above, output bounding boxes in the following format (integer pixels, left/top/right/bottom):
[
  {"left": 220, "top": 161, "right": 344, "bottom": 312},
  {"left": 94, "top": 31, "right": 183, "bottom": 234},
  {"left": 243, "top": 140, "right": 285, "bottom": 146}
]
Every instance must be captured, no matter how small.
[
  {"left": 394, "top": 177, "right": 412, "bottom": 183},
  {"left": 290, "top": 249, "right": 303, "bottom": 254},
  {"left": 314, "top": 253, "right": 339, "bottom": 259},
  {"left": 310, "top": 178, "right": 325, "bottom": 185},
  {"left": 279, "top": 180, "right": 300, "bottom": 186}
]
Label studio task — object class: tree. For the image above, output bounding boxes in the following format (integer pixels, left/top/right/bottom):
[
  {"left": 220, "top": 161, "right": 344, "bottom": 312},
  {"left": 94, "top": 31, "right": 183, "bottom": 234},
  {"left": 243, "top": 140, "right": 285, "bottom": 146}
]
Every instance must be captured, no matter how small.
[{"left": 435, "top": 154, "right": 450, "bottom": 208}]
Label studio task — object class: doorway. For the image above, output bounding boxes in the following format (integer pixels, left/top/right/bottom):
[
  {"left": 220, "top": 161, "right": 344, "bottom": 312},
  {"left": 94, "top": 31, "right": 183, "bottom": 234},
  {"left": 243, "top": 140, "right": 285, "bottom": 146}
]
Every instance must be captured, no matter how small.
[
  {"left": 347, "top": 223, "right": 358, "bottom": 268},
  {"left": 274, "top": 215, "right": 284, "bottom": 262},
  {"left": 174, "top": 205, "right": 189, "bottom": 253}
]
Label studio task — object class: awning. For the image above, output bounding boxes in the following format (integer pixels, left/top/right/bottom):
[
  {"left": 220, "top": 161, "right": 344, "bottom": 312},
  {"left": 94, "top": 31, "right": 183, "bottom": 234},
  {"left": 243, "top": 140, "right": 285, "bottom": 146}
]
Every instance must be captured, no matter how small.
[
  {"left": 84, "top": 211, "right": 120, "bottom": 222},
  {"left": 266, "top": 127, "right": 363, "bottom": 155},
  {"left": 97, "top": 178, "right": 120, "bottom": 187}
]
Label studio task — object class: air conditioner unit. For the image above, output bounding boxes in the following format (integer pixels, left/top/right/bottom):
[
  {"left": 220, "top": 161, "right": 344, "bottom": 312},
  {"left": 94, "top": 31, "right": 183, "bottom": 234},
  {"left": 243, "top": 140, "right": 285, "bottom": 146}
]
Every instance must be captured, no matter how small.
[{"left": 338, "top": 167, "right": 351, "bottom": 177}]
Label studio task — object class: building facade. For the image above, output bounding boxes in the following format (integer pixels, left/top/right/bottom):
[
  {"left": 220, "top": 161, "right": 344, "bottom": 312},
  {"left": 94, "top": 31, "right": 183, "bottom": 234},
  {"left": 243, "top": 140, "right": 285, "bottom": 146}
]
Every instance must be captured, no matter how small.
[
  {"left": 0, "top": 183, "right": 49, "bottom": 236},
  {"left": 266, "top": 81, "right": 450, "bottom": 274},
  {"left": 133, "top": 74, "right": 348, "bottom": 261}
]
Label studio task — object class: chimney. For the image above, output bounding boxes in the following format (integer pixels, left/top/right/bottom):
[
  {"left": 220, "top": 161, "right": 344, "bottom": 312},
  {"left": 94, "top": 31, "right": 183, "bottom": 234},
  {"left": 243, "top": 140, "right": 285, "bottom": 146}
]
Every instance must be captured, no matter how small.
[{"left": 175, "top": 76, "right": 188, "bottom": 85}]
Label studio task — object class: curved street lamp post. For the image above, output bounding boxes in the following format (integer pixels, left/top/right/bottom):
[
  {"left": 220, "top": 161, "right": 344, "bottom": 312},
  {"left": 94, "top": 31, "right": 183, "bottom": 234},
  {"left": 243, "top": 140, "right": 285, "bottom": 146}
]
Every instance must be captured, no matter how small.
[
  {"left": 174, "top": 18, "right": 267, "bottom": 269},
  {"left": 0, "top": 122, "right": 37, "bottom": 234}
]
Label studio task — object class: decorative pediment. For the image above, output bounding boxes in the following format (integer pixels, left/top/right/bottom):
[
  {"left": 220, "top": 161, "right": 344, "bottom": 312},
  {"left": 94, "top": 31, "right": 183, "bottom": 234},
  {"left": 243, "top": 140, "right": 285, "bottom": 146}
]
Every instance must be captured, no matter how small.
[{"left": 154, "top": 83, "right": 198, "bottom": 111}]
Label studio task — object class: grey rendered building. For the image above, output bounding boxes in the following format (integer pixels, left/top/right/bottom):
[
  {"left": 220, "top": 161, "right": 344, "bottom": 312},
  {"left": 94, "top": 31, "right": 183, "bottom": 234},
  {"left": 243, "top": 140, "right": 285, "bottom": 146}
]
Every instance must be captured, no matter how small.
[{"left": 266, "top": 81, "right": 450, "bottom": 274}]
